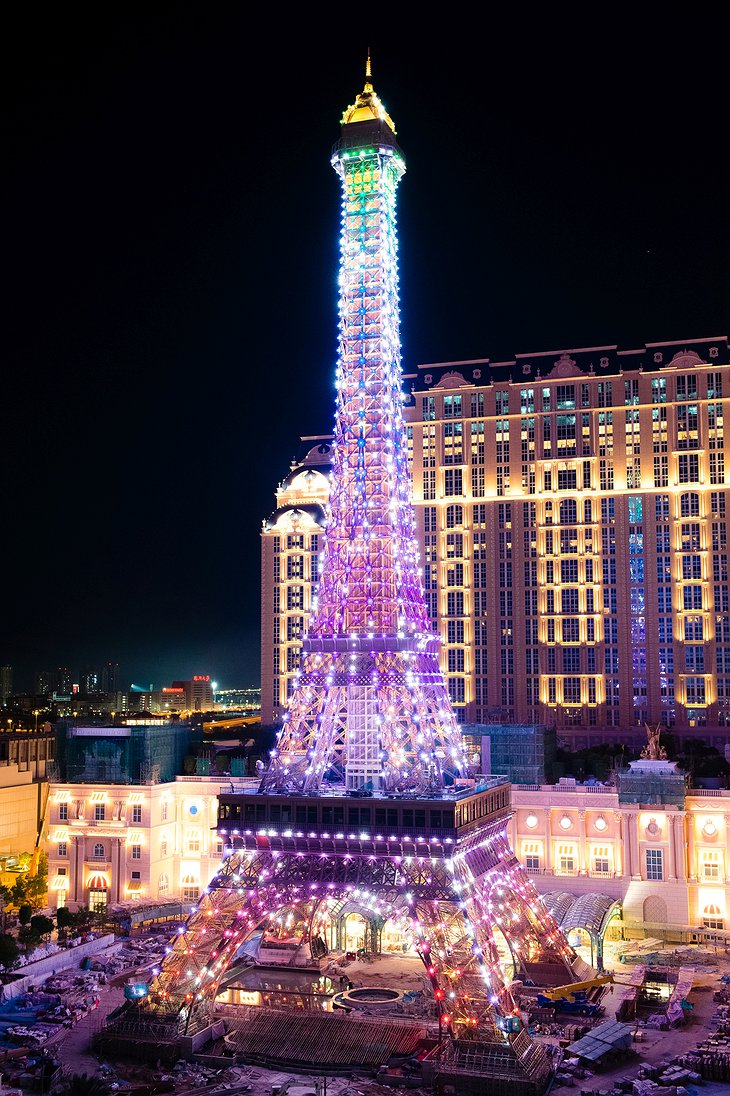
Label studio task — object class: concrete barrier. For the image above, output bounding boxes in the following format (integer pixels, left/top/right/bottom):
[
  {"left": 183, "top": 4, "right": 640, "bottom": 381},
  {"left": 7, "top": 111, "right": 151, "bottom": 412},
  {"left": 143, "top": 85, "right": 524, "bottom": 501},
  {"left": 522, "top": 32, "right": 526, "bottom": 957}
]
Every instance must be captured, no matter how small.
[{"left": 0, "top": 934, "right": 121, "bottom": 999}]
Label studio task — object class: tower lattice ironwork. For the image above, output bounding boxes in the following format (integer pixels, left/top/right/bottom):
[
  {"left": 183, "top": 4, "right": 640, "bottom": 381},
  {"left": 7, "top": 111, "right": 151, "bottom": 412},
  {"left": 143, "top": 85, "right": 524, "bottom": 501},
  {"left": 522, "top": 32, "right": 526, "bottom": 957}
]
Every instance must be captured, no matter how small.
[{"left": 141, "top": 60, "right": 588, "bottom": 1089}]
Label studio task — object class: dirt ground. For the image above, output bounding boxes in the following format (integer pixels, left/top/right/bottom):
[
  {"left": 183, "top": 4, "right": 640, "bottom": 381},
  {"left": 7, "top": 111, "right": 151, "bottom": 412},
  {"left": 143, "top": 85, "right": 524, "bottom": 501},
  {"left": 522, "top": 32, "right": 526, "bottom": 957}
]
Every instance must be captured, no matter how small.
[{"left": 46, "top": 938, "right": 730, "bottom": 1095}]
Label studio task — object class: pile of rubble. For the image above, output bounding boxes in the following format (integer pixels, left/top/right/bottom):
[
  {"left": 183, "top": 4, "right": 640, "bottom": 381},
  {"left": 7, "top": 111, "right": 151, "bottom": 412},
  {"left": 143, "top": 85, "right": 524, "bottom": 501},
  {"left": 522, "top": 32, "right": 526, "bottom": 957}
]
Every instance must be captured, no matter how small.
[{"left": 674, "top": 1004, "right": 730, "bottom": 1081}]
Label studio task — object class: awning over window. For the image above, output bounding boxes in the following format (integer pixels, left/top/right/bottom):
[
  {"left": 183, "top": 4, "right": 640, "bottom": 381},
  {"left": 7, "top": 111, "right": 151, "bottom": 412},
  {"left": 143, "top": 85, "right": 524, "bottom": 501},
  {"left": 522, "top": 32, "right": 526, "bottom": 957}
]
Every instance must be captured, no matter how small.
[
  {"left": 52, "top": 875, "right": 69, "bottom": 890},
  {"left": 127, "top": 881, "right": 142, "bottom": 892},
  {"left": 87, "top": 874, "right": 108, "bottom": 890}
]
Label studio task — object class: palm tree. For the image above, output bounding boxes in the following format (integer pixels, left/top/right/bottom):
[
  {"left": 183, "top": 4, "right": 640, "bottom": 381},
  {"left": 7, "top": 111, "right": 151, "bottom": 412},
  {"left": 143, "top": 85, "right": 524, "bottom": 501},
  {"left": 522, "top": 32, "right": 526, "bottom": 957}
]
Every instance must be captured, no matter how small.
[{"left": 56, "top": 1072, "right": 111, "bottom": 1096}]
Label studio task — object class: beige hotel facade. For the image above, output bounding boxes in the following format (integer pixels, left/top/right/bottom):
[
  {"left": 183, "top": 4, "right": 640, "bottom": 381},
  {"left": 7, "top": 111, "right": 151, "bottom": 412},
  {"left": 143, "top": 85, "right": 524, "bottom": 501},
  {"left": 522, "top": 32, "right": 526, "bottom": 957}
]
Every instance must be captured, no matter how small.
[{"left": 261, "top": 336, "right": 730, "bottom": 748}]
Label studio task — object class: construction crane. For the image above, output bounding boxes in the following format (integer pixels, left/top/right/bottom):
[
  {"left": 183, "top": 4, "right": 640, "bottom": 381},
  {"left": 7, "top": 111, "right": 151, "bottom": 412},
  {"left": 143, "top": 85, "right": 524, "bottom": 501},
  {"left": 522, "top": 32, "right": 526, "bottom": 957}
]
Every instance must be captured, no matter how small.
[{"left": 537, "top": 974, "right": 615, "bottom": 1000}]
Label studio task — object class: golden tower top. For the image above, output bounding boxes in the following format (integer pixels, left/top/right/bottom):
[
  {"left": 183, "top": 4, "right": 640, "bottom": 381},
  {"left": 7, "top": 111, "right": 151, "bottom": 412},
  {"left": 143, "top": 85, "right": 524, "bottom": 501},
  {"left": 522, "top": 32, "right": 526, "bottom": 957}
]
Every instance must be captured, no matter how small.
[{"left": 341, "top": 51, "right": 396, "bottom": 133}]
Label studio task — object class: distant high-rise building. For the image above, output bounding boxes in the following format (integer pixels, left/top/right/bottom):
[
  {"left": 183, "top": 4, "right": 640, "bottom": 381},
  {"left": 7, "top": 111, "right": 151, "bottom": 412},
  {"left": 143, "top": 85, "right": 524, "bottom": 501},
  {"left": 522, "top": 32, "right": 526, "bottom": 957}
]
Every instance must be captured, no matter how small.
[
  {"left": 55, "top": 667, "right": 73, "bottom": 696},
  {"left": 102, "top": 661, "right": 120, "bottom": 693},
  {"left": 80, "top": 666, "right": 102, "bottom": 694},
  {"left": 170, "top": 676, "right": 214, "bottom": 712},
  {"left": 35, "top": 670, "right": 54, "bottom": 697},
  {"left": 0, "top": 666, "right": 12, "bottom": 705}
]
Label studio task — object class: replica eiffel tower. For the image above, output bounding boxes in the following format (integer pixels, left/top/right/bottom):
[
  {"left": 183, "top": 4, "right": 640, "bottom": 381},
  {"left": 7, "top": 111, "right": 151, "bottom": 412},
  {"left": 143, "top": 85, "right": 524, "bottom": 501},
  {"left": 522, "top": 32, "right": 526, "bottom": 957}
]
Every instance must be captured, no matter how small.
[{"left": 141, "top": 59, "right": 589, "bottom": 1088}]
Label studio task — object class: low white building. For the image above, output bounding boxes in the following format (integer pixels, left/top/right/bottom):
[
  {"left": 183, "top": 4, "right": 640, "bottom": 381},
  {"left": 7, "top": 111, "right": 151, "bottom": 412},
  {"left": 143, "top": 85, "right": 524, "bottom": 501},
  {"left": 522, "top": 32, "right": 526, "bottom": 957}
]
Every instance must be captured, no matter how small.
[
  {"left": 47, "top": 775, "right": 258, "bottom": 912},
  {"left": 510, "top": 765, "right": 730, "bottom": 939}
]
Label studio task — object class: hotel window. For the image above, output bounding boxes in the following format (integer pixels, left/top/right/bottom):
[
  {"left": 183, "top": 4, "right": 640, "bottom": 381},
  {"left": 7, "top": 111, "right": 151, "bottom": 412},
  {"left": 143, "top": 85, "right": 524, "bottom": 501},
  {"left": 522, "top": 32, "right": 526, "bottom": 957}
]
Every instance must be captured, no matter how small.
[
  {"left": 59, "top": 803, "right": 68, "bottom": 821},
  {"left": 58, "top": 842, "right": 67, "bottom": 858},
  {"left": 563, "top": 677, "right": 581, "bottom": 704},
  {"left": 94, "top": 804, "right": 106, "bottom": 822},
  {"left": 132, "top": 804, "right": 142, "bottom": 824},
  {"left": 703, "top": 904, "right": 725, "bottom": 930},
  {"left": 444, "top": 469, "right": 463, "bottom": 496},
  {"left": 446, "top": 504, "right": 464, "bottom": 528},
  {"left": 645, "top": 848, "right": 664, "bottom": 880},
  {"left": 681, "top": 492, "right": 701, "bottom": 518},
  {"left": 682, "top": 555, "right": 703, "bottom": 580},
  {"left": 131, "top": 845, "right": 141, "bottom": 860},
  {"left": 683, "top": 586, "right": 703, "bottom": 611},
  {"left": 447, "top": 649, "right": 465, "bottom": 672},
  {"left": 160, "top": 839, "right": 168, "bottom": 857},
  {"left": 161, "top": 800, "right": 168, "bottom": 822},
  {"left": 701, "top": 850, "right": 721, "bottom": 880},
  {"left": 158, "top": 873, "right": 169, "bottom": 897},
  {"left": 678, "top": 454, "right": 700, "bottom": 483},
  {"left": 187, "top": 830, "right": 201, "bottom": 854},
  {"left": 93, "top": 842, "right": 105, "bottom": 858},
  {"left": 561, "top": 559, "right": 579, "bottom": 583},
  {"left": 685, "top": 677, "right": 706, "bottom": 704},
  {"left": 422, "top": 423, "right": 436, "bottom": 467},
  {"left": 593, "top": 848, "right": 610, "bottom": 874},
  {"left": 558, "top": 845, "right": 576, "bottom": 873},
  {"left": 444, "top": 422, "right": 463, "bottom": 465},
  {"left": 443, "top": 394, "right": 462, "bottom": 418}
]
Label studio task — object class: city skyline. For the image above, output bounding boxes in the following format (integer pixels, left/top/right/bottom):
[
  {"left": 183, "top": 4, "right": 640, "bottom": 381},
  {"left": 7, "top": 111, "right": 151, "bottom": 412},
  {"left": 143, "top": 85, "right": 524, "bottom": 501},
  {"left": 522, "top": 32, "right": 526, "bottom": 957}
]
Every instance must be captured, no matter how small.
[{"left": 4, "top": 11, "right": 728, "bottom": 690}]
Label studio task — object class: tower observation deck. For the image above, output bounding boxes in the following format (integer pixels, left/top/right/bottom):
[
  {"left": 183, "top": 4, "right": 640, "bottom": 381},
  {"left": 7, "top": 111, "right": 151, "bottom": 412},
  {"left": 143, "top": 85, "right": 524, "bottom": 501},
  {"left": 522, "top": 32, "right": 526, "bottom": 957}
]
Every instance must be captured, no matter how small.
[{"left": 115, "top": 59, "right": 587, "bottom": 1093}]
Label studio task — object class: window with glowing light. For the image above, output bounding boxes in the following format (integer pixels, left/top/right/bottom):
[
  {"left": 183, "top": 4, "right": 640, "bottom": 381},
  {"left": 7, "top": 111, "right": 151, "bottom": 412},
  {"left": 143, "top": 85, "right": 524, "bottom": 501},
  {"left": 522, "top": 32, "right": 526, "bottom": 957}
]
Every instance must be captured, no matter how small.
[{"left": 702, "top": 903, "right": 724, "bottom": 929}]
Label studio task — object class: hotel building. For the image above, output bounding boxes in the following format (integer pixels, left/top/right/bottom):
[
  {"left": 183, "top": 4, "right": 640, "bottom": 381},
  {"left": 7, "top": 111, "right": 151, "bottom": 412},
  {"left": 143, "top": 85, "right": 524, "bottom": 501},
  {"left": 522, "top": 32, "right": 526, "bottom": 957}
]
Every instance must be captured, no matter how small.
[{"left": 262, "top": 336, "right": 730, "bottom": 745}]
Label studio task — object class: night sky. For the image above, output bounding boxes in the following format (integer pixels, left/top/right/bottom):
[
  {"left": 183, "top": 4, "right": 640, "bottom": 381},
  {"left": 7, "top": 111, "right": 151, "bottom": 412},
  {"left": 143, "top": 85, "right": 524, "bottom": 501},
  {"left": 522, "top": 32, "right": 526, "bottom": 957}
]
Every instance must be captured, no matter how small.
[{"left": 4, "top": 9, "right": 728, "bottom": 692}]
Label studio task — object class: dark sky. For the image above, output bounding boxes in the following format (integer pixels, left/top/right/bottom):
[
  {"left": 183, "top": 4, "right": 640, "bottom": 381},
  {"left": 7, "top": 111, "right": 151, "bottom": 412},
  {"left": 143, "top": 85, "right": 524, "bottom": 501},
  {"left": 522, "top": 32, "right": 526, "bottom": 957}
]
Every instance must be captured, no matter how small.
[{"left": 3, "top": 9, "right": 728, "bottom": 691}]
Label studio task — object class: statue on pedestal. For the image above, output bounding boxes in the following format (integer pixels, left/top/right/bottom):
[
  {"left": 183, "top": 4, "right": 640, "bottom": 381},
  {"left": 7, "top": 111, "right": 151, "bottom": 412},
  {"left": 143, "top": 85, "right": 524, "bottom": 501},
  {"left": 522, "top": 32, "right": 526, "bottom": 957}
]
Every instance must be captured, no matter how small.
[{"left": 641, "top": 723, "right": 668, "bottom": 761}]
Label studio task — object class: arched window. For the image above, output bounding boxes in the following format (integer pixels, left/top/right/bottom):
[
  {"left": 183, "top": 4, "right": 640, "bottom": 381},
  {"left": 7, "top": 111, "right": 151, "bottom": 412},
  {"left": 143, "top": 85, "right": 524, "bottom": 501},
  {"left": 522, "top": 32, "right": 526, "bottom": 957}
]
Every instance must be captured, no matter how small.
[
  {"left": 93, "top": 842, "right": 105, "bottom": 858},
  {"left": 181, "top": 873, "right": 199, "bottom": 904},
  {"left": 560, "top": 499, "right": 577, "bottom": 525},
  {"left": 703, "top": 903, "right": 724, "bottom": 930},
  {"left": 445, "top": 504, "right": 463, "bottom": 529},
  {"left": 158, "top": 874, "right": 169, "bottom": 896},
  {"left": 680, "top": 492, "right": 700, "bottom": 517}
]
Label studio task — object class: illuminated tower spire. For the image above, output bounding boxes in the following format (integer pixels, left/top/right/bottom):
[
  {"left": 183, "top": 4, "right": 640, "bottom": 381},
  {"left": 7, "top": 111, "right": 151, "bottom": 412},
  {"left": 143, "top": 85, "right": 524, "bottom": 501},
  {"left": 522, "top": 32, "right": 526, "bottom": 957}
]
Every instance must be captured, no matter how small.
[{"left": 261, "top": 60, "right": 470, "bottom": 795}]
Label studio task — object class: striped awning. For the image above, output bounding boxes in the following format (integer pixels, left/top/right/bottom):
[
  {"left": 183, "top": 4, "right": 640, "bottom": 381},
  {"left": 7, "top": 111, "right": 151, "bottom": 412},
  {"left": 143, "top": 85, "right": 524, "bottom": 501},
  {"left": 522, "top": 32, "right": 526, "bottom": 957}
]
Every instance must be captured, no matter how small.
[
  {"left": 87, "top": 874, "right": 108, "bottom": 890},
  {"left": 127, "top": 881, "right": 142, "bottom": 892},
  {"left": 52, "top": 875, "right": 69, "bottom": 890}
]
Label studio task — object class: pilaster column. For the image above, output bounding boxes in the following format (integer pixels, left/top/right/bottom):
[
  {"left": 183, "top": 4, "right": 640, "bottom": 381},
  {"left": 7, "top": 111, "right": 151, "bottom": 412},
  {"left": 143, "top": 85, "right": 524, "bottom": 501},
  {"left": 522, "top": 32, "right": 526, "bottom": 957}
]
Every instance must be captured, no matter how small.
[
  {"left": 613, "top": 812, "right": 623, "bottom": 876},
  {"left": 626, "top": 812, "right": 640, "bottom": 879},
  {"left": 724, "top": 815, "right": 730, "bottom": 883},
  {"left": 543, "top": 809, "right": 552, "bottom": 873},
  {"left": 674, "top": 815, "right": 687, "bottom": 881},
  {"left": 71, "top": 835, "right": 82, "bottom": 904},
  {"left": 687, "top": 813, "right": 697, "bottom": 881},
  {"left": 578, "top": 809, "right": 587, "bottom": 874},
  {"left": 113, "top": 838, "right": 123, "bottom": 903},
  {"left": 667, "top": 814, "right": 677, "bottom": 882}
]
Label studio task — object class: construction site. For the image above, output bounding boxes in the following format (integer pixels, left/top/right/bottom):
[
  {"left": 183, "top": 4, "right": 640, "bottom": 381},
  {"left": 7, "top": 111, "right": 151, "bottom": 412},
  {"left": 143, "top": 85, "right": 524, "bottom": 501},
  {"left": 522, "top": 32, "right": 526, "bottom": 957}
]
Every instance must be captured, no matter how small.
[{"left": 86, "top": 932, "right": 730, "bottom": 1096}]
